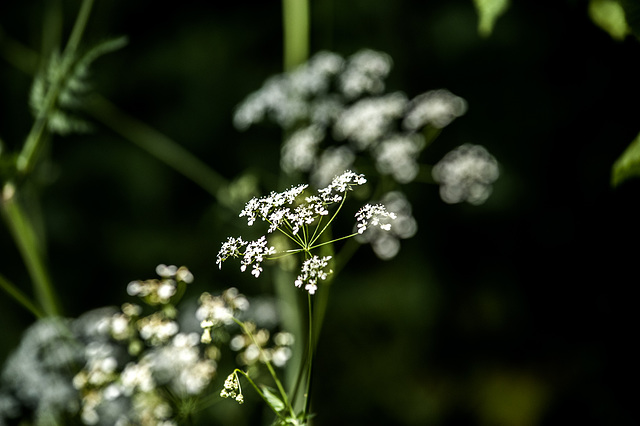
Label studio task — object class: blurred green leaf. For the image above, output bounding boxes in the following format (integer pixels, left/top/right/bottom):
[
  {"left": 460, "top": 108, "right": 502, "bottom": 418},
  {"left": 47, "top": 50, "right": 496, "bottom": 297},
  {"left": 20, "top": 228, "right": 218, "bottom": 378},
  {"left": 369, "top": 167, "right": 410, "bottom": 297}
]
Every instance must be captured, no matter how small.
[
  {"left": 261, "top": 386, "right": 286, "bottom": 413},
  {"left": 589, "top": 0, "right": 630, "bottom": 40},
  {"left": 619, "top": 0, "right": 640, "bottom": 39},
  {"left": 612, "top": 130, "right": 640, "bottom": 186},
  {"left": 473, "top": 0, "right": 510, "bottom": 37}
]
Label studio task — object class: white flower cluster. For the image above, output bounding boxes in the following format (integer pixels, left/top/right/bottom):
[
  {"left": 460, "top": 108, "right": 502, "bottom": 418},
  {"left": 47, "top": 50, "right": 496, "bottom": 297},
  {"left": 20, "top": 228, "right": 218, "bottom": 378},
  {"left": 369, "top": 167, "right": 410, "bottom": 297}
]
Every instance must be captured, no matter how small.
[
  {"left": 432, "top": 143, "right": 499, "bottom": 205},
  {"left": 126, "top": 264, "right": 193, "bottom": 306},
  {"left": 220, "top": 372, "right": 244, "bottom": 404},
  {"left": 294, "top": 255, "right": 333, "bottom": 295},
  {"left": 356, "top": 191, "right": 418, "bottom": 260},
  {"left": 229, "top": 323, "right": 294, "bottom": 368},
  {"left": 355, "top": 204, "right": 398, "bottom": 235},
  {"left": 68, "top": 267, "right": 220, "bottom": 425},
  {"left": 197, "top": 287, "right": 249, "bottom": 344},
  {"left": 234, "top": 49, "right": 468, "bottom": 188},
  {"left": 216, "top": 235, "right": 277, "bottom": 278},
  {"left": 217, "top": 171, "right": 387, "bottom": 293}
]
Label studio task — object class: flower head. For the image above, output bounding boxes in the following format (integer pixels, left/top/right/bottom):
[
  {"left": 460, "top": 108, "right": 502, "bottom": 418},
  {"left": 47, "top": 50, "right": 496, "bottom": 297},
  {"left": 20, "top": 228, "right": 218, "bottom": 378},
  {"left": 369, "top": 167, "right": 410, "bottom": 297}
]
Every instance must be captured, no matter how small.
[
  {"left": 432, "top": 143, "right": 499, "bottom": 205},
  {"left": 220, "top": 372, "right": 244, "bottom": 404},
  {"left": 294, "top": 255, "right": 333, "bottom": 295},
  {"left": 355, "top": 203, "right": 397, "bottom": 234}
]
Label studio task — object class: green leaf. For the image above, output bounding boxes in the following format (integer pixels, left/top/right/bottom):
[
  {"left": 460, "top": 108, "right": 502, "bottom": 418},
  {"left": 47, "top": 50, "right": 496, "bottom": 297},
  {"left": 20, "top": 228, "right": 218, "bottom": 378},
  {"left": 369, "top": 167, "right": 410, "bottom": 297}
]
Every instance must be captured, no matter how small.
[
  {"left": 611, "top": 131, "right": 640, "bottom": 186},
  {"left": 473, "top": 0, "right": 510, "bottom": 37},
  {"left": 619, "top": 0, "right": 640, "bottom": 40},
  {"left": 589, "top": 0, "right": 630, "bottom": 40},
  {"left": 261, "top": 386, "right": 286, "bottom": 413}
]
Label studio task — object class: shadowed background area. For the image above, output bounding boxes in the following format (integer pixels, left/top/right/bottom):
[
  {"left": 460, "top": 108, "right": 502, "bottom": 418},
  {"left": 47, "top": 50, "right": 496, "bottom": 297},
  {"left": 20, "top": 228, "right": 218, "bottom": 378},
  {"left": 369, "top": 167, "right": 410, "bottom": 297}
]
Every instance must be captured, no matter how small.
[{"left": 1, "top": 1, "right": 638, "bottom": 424}]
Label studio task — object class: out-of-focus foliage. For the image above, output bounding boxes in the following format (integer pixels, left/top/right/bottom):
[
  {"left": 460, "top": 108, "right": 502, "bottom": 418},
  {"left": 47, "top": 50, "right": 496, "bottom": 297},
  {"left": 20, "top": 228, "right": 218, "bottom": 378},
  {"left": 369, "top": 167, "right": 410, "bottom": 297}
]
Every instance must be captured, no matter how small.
[
  {"left": 589, "top": 0, "right": 631, "bottom": 40},
  {"left": 473, "top": 0, "right": 511, "bottom": 37},
  {"left": 611, "top": 131, "right": 640, "bottom": 186}
]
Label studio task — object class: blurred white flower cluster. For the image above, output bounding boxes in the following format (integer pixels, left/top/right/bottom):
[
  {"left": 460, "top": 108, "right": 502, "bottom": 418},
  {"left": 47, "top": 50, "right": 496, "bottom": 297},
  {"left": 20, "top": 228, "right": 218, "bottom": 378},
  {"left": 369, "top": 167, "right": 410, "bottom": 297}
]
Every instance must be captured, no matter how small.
[
  {"left": 70, "top": 265, "right": 218, "bottom": 426},
  {"left": 432, "top": 144, "right": 499, "bottom": 205},
  {"left": 0, "top": 265, "right": 294, "bottom": 425},
  {"left": 234, "top": 49, "right": 496, "bottom": 259},
  {"left": 234, "top": 49, "right": 468, "bottom": 188}
]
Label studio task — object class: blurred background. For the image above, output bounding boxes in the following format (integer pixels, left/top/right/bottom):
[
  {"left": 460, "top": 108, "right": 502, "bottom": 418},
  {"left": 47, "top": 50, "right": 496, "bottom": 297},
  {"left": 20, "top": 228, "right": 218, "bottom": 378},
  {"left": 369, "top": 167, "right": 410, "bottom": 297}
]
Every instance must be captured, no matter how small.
[{"left": 1, "top": 0, "right": 638, "bottom": 424}]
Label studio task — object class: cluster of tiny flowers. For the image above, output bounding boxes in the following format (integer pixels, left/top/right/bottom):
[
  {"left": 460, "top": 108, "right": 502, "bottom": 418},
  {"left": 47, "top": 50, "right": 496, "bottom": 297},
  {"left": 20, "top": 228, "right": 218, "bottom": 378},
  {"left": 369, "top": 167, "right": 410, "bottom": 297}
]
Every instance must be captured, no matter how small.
[
  {"left": 126, "top": 264, "right": 193, "bottom": 306},
  {"left": 234, "top": 49, "right": 469, "bottom": 189},
  {"left": 197, "top": 287, "right": 249, "bottom": 344},
  {"left": 217, "top": 171, "right": 383, "bottom": 293},
  {"left": 294, "top": 255, "right": 333, "bottom": 295},
  {"left": 70, "top": 267, "right": 218, "bottom": 425},
  {"left": 356, "top": 191, "right": 418, "bottom": 260},
  {"left": 432, "top": 143, "right": 500, "bottom": 205},
  {"left": 229, "top": 322, "right": 294, "bottom": 368},
  {"left": 216, "top": 236, "right": 277, "bottom": 278},
  {"left": 355, "top": 204, "right": 397, "bottom": 234},
  {"left": 220, "top": 372, "right": 244, "bottom": 404}
]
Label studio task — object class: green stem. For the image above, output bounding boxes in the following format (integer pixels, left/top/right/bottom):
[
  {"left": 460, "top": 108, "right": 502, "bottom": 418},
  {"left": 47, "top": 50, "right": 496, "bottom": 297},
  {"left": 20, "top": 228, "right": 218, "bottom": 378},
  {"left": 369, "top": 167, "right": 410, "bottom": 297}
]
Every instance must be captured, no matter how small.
[
  {"left": 234, "top": 369, "right": 288, "bottom": 421},
  {"left": 64, "top": 0, "right": 94, "bottom": 59},
  {"left": 16, "top": 0, "right": 95, "bottom": 175},
  {"left": 85, "top": 95, "right": 229, "bottom": 201},
  {"left": 302, "top": 291, "right": 314, "bottom": 418},
  {"left": 1, "top": 183, "right": 60, "bottom": 316},
  {"left": 309, "top": 232, "right": 358, "bottom": 251},
  {"left": 0, "top": 272, "right": 46, "bottom": 318},
  {"left": 282, "top": 0, "right": 310, "bottom": 71},
  {"left": 309, "top": 192, "right": 347, "bottom": 247},
  {"left": 234, "top": 318, "right": 295, "bottom": 418}
]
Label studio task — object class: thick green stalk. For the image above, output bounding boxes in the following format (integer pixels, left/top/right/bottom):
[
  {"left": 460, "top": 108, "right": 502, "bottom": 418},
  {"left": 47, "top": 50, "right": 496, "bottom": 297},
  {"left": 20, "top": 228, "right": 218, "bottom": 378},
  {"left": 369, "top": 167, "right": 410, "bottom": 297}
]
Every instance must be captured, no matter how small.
[
  {"left": 1, "top": 184, "right": 60, "bottom": 316},
  {"left": 282, "top": 0, "right": 310, "bottom": 71}
]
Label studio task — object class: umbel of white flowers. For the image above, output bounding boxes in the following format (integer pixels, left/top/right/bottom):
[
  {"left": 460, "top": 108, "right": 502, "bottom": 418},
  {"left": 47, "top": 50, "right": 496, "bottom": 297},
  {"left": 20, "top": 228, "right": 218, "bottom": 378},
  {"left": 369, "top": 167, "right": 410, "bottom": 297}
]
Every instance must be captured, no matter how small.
[
  {"left": 216, "top": 171, "right": 396, "bottom": 294},
  {"left": 233, "top": 49, "right": 469, "bottom": 189}
]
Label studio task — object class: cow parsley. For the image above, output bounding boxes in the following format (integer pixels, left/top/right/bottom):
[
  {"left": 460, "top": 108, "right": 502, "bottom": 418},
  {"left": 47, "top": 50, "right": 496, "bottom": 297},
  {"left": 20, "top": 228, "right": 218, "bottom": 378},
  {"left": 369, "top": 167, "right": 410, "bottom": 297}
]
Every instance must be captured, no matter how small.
[{"left": 216, "top": 171, "right": 395, "bottom": 295}]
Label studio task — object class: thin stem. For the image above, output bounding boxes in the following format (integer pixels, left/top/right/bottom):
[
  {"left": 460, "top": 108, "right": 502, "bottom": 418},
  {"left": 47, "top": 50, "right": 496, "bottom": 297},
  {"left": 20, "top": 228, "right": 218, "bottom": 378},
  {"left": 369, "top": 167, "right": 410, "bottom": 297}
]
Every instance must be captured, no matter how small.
[
  {"left": 309, "top": 192, "right": 347, "bottom": 247},
  {"left": 85, "top": 95, "right": 229, "bottom": 201},
  {"left": 233, "top": 318, "right": 295, "bottom": 418},
  {"left": 235, "top": 370, "right": 287, "bottom": 419},
  {"left": 308, "top": 232, "right": 358, "bottom": 251},
  {"left": 1, "top": 183, "right": 61, "bottom": 316},
  {"left": 17, "top": 0, "right": 95, "bottom": 175},
  {"left": 0, "top": 272, "right": 46, "bottom": 319},
  {"left": 302, "top": 291, "right": 314, "bottom": 418},
  {"left": 63, "top": 0, "right": 94, "bottom": 59}
]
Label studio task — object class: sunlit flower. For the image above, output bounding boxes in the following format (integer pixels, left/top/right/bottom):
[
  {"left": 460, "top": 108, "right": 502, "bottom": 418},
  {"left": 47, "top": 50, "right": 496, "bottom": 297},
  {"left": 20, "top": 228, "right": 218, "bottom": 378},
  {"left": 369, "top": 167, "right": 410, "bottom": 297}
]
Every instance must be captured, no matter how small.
[
  {"left": 294, "top": 255, "right": 333, "bottom": 295},
  {"left": 220, "top": 372, "right": 244, "bottom": 404},
  {"left": 355, "top": 204, "right": 397, "bottom": 234}
]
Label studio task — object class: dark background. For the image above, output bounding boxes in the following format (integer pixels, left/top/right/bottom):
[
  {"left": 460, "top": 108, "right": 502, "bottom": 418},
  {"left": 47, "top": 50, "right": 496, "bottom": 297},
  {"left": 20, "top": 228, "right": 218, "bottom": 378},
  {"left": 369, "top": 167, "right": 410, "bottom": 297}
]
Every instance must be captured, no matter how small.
[{"left": 1, "top": 1, "right": 638, "bottom": 424}]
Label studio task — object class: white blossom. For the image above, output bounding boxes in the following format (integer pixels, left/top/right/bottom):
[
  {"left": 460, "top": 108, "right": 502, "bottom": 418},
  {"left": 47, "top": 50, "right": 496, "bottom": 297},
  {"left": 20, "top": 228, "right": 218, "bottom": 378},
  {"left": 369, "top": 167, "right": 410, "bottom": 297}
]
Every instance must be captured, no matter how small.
[
  {"left": 403, "top": 89, "right": 468, "bottom": 130},
  {"left": 356, "top": 191, "right": 417, "bottom": 260},
  {"left": 310, "top": 146, "right": 356, "bottom": 188},
  {"left": 432, "top": 143, "right": 499, "bottom": 205},
  {"left": 355, "top": 203, "right": 397, "bottom": 234},
  {"left": 374, "top": 134, "right": 425, "bottom": 183},
  {"left": 338, "top": 49, "right": 393, "bottom": 99},
  {"left": 294, "top": 255, "right": 333, "bottom": 295},
  {"left": 280, "top": 124, "right": 325, "bottom": 173},
  {"left": 333, "top": 93, "right": 407, "bottom": 150}
]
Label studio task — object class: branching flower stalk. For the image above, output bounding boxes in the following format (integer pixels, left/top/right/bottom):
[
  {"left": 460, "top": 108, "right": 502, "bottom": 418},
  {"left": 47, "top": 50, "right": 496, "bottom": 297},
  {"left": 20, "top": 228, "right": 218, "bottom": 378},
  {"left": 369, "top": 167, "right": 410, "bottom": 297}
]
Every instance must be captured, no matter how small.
[{"left": 215, "top": 170, "right": 396, "bottom": 423}]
